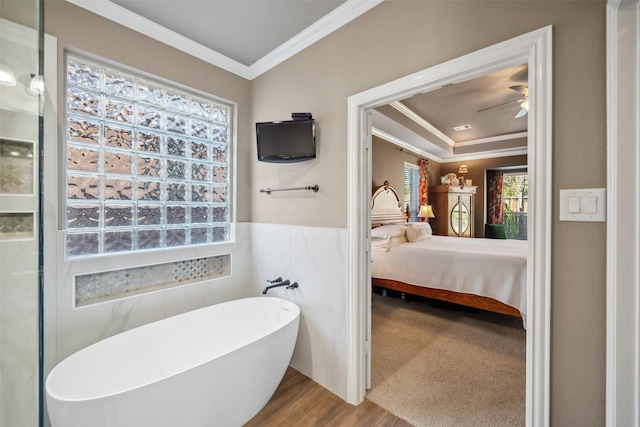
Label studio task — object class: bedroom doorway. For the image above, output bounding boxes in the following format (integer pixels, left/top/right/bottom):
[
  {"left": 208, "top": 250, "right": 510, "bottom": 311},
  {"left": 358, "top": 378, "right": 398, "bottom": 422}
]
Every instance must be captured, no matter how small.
[{"left": 346, "top": 26, "right": 553, "bottom": 425}]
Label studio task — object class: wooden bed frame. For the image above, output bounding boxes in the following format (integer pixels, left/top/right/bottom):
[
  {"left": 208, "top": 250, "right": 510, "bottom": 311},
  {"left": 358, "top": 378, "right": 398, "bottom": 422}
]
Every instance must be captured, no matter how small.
[
  {"left": 372, "top": 278, "right": 521, "bottom": 317},
  {"left": 371, "top": 182, "right": 522, "bottom": 318}
]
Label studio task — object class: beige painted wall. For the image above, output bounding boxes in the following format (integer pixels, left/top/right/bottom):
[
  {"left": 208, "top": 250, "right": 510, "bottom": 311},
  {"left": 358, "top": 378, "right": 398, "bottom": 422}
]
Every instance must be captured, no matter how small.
[
  {"left": 372, "top": 136, "right": 418, "bottom": 194},
  {"left": 372, "top": 136, "right": 443, "bottom": 191},
  {"left": 371, "top": 135, "right": 441, "bottom": 211},
  {"left": 0, "top": 0, "right": 38, "bottom": 29},
  {"left": 44, "top": 1, "right": 253, "bottom": 222},
  {"left": 252, "top": 1, "right": 607, "bottom": 425}
]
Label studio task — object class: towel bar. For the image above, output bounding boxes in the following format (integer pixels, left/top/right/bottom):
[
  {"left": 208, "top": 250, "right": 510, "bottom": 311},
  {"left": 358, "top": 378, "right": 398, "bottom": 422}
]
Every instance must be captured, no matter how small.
[{"left": 260, "top": 185, "right": 319, "bottom": 195}]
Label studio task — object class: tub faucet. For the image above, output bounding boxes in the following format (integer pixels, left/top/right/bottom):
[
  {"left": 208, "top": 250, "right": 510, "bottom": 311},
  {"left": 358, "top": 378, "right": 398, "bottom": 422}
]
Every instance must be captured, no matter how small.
[{"left": 263, "top": 279, "right": 298, "bottom": 294}]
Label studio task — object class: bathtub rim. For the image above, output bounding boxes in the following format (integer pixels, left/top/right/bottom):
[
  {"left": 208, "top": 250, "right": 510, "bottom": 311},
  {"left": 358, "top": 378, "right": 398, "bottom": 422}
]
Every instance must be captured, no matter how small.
[{"left": 45, "top": 296, "right": 300, "bottom": 402}]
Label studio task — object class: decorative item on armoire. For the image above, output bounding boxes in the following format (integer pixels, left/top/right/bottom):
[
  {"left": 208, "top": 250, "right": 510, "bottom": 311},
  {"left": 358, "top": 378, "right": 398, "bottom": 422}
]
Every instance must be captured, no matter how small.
[
  {"left": 458, "top": 164, "right": 469, "bottom": 188},
  {"left": 444, "top": 172, "right": 458, "bottom": 186}
]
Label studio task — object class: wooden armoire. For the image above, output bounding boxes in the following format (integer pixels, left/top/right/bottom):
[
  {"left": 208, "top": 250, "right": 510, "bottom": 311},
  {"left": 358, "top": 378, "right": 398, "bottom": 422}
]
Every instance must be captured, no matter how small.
[{"left": 429, "top": 185, "right": 477, "bottom": 237}]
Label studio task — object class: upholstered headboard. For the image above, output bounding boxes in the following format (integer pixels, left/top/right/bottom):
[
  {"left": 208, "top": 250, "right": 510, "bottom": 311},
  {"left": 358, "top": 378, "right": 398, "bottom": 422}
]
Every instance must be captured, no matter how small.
[{"left": 371, "top": 181, "right": 408, "bottom": 226}]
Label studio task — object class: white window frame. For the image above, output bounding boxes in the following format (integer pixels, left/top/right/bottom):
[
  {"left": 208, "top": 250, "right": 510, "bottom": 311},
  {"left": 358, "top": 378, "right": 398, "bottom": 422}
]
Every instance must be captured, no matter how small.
[
  {"left": 501, "top": 171, "right": 529, "bottom": 240},
  {"left": 403, "top": 162, "right": 419, "bottom": 222}
]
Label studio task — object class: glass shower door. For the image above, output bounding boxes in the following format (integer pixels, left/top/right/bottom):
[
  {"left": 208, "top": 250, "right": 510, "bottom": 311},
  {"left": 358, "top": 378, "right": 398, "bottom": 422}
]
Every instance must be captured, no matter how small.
[{"left": 0, "top": 2, "right": 43, "bottom": 426}]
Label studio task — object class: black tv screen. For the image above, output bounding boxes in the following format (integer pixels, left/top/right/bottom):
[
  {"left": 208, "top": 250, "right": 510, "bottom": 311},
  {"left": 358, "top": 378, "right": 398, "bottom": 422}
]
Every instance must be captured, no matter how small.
[{"left": 256, "top": 119, "right": 316, "bottom": 163}]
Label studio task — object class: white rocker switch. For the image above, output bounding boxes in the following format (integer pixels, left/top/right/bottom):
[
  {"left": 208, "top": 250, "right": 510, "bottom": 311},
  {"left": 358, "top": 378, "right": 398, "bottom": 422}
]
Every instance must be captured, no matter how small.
[
  {"left": 584, "top": 196, "right": 597, "bottom": 214},
  {"left": 568, "top": 196, "right": 581, "bottom": 214}
]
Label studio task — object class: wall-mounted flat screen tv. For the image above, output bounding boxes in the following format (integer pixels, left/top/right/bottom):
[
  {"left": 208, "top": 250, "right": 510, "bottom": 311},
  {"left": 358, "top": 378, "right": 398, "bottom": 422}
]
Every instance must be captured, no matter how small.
[{"left": 256, "top": 119, "right": 316, "bottom": 163}]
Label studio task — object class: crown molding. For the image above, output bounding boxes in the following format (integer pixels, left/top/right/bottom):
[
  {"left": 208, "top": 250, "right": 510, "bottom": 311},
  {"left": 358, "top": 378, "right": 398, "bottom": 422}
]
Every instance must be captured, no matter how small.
[
  {"left": 373, "top": 109, "right": 527, "bottom": 163},
  {"left": 371, "top": 109, "right": 453, "bottom": 159},
  {"left": 66, "top": 0, "right": 252, "bottom": 78},
  {"left": 439, "top": 146, "right": 528, "bottom": 163},
  {"left": 390, "top": 101, "right": 457, "bottom": 147},
  {"left": 372, "top": 127, "right": 442, "bottom": 162},
  {"left": 456, "top": 131, "right": 528, "bottom": 146},
  {"left": 373, "top": 124, "right": 528, "bottom": 164},
  {"left": 66, "top": 0, "right": 383, "bottom": 81},
  {"left": 249, "top": 0, "right": 384, "bottom": 79}
]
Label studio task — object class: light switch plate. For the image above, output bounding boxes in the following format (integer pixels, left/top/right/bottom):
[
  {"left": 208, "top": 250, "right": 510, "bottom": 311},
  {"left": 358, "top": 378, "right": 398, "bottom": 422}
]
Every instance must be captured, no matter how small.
[{"left": 560, "top": 188, "right": 606, "bottom": 222}]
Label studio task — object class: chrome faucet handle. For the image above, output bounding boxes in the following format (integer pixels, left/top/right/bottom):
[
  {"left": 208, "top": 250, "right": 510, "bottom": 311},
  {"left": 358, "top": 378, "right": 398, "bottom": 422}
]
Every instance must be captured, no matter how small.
[{"left": 267, "top": 277, "right": 283, "bottom": 283}]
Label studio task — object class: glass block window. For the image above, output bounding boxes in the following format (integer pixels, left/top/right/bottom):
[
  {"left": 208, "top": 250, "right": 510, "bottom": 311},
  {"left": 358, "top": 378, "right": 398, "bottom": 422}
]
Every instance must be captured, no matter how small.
[
  {"left": 65, "top": 53, "right": 231, "bottom": 258},
  {"left": 75, "top": 254, "right": 231, "bottom": 306}
]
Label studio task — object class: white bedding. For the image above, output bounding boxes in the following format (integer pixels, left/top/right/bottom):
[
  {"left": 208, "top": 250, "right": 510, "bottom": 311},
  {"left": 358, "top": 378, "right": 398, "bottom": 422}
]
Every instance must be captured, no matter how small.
[{"left": 371, "top": 236, "right": 527, "bottom": 317}]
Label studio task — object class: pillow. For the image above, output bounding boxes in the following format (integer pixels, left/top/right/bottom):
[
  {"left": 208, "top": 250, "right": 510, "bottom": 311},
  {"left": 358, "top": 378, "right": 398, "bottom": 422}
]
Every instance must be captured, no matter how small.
[
  {"left": 406, "top": 222, "right": 433, "bottom": 242},
  {"left": 389, "top": 235, "right": 408, "bottom": 246},
  {"left": 371, "top": 224, "right": 407, "bottom": 240},
  {"left": 371, "top": 237, "right": 391, "bottom": 252}
]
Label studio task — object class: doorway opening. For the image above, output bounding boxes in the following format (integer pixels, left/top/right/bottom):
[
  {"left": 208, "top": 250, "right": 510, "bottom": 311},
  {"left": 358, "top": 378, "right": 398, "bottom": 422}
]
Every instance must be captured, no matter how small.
[{"left": 346, "top": 26, "right": 553, "bottom": 425}]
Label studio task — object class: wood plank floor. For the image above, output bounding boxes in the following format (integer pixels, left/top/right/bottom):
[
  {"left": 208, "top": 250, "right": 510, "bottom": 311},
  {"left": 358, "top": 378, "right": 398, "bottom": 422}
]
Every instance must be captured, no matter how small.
[{"left": 244, "top": 367, "right": 413, "bottom": 427}]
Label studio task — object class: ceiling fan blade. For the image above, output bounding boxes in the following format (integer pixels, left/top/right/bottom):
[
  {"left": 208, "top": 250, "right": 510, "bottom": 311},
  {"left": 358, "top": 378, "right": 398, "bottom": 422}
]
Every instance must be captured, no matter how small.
[
  {"left": 514, "top": 107, "right": 528, "bottom": 118},
  {"left": 510, "top": 85, "right": 529, "bottom": 97},
  {"left": 478, "top": 98, "right": 524, "bottom": 113}
]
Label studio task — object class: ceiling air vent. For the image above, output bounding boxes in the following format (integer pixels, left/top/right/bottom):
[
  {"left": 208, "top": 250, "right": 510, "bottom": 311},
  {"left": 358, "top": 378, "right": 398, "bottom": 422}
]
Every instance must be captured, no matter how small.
[{"left": 452, "top": 124, "right": 472, "bottom": 131}]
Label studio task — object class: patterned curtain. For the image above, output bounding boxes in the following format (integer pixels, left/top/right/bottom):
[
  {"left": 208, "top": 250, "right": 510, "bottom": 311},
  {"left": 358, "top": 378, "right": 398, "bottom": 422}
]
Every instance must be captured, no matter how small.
[
  {"left": 487, "top": 170, "right": 504, "bottom": 224},
  {"left": 419, "top": 159, "right": 429, "bottom": 205}
]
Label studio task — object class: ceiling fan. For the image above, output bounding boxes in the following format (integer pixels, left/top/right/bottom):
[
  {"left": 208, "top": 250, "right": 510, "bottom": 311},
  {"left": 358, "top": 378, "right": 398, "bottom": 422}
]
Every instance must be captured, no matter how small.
[{"left": 478, "top": 85, "right": 529, "bottom": 118}]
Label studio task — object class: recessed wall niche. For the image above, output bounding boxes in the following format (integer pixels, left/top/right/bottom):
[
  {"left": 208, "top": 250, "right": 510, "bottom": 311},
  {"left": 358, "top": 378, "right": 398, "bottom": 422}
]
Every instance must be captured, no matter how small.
[
  {"left": 0, "top": 139, "right": 36, "bottom": 240},
  {"left": 1, "top": 139, "right": 35, "bottom": 194},
  {"left": 0, "top": 213, "right": 34, "bottom": 240}
]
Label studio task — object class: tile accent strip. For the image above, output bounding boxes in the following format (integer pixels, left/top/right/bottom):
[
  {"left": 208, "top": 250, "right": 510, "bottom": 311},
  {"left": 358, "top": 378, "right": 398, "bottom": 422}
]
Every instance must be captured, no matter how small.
[
  {"left": 75, "top": 254, "right": 230, "bottom": 306},
  {"left": 0, "top": 213, "right": 34, "bottom": 240}
]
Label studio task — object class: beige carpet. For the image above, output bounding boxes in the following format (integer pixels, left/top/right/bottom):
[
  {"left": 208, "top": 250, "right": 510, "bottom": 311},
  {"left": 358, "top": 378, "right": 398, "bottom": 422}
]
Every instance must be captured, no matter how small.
[{"left": 366, "top": 293, "right": 526, "bottom": 427}]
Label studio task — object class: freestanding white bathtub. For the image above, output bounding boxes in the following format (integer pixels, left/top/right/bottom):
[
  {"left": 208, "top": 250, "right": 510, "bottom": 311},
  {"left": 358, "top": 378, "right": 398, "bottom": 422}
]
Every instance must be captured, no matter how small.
[{"left": 46, "top": 297, "right": 300, "bottom": 427}]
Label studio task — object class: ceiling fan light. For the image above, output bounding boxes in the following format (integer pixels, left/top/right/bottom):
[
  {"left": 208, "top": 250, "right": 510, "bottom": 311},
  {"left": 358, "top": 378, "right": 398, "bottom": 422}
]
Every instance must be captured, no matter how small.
[{"left": 0, "top": 64, "right": 17, "bottom": 87}]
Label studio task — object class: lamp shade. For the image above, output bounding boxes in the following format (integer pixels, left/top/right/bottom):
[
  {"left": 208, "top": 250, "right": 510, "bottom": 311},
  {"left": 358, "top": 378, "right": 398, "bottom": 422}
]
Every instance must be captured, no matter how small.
[
  {"left": 418, "top": 205, "right": 435, "bottom": 218},
  {"left": 458, "top": 164, "right": 469, "bottom": 174}
]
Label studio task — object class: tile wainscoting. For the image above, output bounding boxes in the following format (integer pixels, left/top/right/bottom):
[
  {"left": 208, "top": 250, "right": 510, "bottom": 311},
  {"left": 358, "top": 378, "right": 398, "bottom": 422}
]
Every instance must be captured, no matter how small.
[{"left": 249, "top": 223, "right": 349, "bottom": 401}]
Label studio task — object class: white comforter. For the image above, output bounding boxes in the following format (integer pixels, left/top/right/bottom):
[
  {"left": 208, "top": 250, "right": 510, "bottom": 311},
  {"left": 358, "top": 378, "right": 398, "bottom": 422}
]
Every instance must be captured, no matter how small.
[{"left": 371, "top": 236, "right": 527, "bottom": 316}]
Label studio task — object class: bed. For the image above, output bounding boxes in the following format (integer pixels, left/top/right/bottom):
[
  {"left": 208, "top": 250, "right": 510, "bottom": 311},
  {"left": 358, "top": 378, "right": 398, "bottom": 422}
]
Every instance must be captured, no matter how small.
[{"left": 370, "top": 182, "right": 527, "bottom": 319}]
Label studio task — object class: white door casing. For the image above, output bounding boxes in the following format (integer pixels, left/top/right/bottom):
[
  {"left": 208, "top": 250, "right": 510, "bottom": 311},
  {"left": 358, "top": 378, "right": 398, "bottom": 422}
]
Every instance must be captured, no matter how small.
[{"left": 606, "top": 1, "right": 640, "bottom": 426}]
